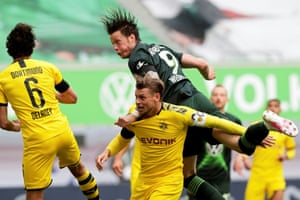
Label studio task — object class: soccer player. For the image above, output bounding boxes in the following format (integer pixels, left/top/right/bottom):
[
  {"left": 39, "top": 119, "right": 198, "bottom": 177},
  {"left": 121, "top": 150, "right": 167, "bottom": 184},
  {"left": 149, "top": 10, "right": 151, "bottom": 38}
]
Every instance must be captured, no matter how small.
[
  {"left": 188, "top": 84, "right": 242, "bottom": 200},
  {"left": 100, "top": 9, "right": 298, "bottom": 199},
  {"left": 0, "top": 23, "right": 100, "bottom": 200},
  {"left": 234, "top": 99, "right": 296, "bottom": 200},
  {"left": 96, "top": 75, "right": 295, "bottom": 200}
]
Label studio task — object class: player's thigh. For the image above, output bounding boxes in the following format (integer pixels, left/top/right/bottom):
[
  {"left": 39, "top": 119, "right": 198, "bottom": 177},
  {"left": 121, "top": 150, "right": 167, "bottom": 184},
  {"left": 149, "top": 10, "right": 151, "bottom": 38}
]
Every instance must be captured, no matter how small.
[
  {"left": 149, "top": 178, "right": 183, "bottom": 200},
  {"left": 212, "top": 130, "right": 241, "bottom": 152},
  {"left": 245, "top": 177, "right": 266, "bottom": 200},
  {"left": 149, "top": 189, "right": 182, "bottom": 200},
  {"left": 56, "top": 131, "right": 81, "bottom": 168},
  {"left": 267, "top": 179, "right": 285, "bottom": 200},
  {"left": 183, "top": 126, "right": 216, "bottom": 157},
  {"left": 180, "top": 92, "right": 226, "bottom": 118},
  {"left": 270, "top": 190, "right": 284, "bottom": 200},
  {"left": 23, "top": 139, "right": 57, "bottom": 190}
]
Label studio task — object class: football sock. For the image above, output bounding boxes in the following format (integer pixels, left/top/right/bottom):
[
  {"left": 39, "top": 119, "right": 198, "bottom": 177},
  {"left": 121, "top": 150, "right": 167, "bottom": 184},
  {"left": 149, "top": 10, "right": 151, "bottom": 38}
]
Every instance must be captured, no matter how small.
[
  {"left": 77, "top": 170, "right": 100, "bottom": 200},
  {"left": 206, "top": 114, "right": 246, "bottom": 136},
  {"left": 184, "top": 175, "right": 224, "bottom": 200},
  {"left": 238, "top": 122, "right": 269, "bottom": 155}
]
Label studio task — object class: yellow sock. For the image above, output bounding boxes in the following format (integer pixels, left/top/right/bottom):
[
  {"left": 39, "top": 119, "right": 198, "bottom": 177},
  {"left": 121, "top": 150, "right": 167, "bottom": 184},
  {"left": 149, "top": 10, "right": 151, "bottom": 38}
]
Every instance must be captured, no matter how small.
[
  {"left": 77, "top": 170, "right": 99, "bottom": 200},
  {"left": 205, "top": 115, "right": 246, "bottom": 135}
]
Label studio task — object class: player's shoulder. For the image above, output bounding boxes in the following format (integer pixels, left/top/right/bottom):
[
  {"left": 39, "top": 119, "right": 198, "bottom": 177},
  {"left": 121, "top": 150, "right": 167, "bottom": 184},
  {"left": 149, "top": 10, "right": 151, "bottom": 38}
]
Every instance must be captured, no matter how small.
[
  {"left": 162, "top": 102, "right": 190, "bottom": 114},
  {"left": 129, "top": 43, "right": 151, "bottom": 64}
]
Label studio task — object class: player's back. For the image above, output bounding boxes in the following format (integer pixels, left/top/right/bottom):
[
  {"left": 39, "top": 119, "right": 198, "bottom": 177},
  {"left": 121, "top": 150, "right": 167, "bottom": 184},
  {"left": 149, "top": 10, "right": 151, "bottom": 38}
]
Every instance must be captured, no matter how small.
[{"left": 0, "top": 58, "right": 70, "bottom": 144}]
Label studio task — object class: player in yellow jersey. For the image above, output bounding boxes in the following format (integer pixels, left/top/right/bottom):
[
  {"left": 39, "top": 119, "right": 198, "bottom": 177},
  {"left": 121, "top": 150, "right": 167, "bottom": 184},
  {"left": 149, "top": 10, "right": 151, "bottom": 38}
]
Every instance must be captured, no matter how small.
[
  {"left": 0, "top": 23, "right": 100, "bottom": 200},
  {"left": 96, "top": 75, "right": 296, "bottom": 200},
  {"left": 100, "top": 9, "right": 298, "bottom": 200},
  {"left": 234, "top": 99, "right": 296, "bottom": 200}
]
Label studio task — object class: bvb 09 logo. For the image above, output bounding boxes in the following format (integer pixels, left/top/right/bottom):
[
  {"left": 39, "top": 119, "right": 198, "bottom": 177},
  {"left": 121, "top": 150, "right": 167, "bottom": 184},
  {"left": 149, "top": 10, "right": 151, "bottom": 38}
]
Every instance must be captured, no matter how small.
[{"left": 99, "top": 72, "right": 135, "bottom": 119}]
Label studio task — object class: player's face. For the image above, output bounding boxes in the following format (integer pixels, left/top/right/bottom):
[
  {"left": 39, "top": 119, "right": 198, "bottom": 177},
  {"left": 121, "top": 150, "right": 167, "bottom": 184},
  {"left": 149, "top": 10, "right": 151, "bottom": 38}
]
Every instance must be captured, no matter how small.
[
  {"left": 267, "top": 101, "right": 281, "bottom": 114},
  {"left": 135, "top": 88, "right": 160, "bottom": 118},
  {"left": 210, "top": 86, "right": 228, "bottom": 111},
  {"left": 110, "top": 30, "right": 137, "bottom": 58}
]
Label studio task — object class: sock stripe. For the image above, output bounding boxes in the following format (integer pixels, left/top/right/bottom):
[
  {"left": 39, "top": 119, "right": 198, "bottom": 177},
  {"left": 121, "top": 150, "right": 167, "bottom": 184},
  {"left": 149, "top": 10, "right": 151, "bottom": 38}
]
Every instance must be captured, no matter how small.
[
  {"left": 79, "top": 173, "right": 92, "bottom": 185},
  {"left": 83, "top": 185, "right": 98, "bottom": 195},
  {"left": 188, "top": 177, "right": 205, "bottom": 194}
]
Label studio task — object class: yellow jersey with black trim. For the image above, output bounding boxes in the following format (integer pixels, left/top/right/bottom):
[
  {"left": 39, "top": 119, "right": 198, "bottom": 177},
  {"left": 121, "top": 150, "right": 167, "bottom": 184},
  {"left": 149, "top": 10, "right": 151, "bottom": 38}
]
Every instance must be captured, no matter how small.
[
  {"left": 0, "top": 59, "right": 70, "bottom": 145},
  {"left": 126, "top": 102, "right": 207, "bottom": 179},
  {"left": 251, "top": 130, "right": 296, "bottom": 176}
]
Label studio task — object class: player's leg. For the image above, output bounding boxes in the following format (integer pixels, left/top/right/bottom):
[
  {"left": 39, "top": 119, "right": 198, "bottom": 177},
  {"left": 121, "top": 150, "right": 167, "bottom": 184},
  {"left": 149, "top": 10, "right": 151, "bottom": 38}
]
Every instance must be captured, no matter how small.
[
  {"left": 267, "top": 176, "right": 286, "bottom": 200},
  {"left": 212, "top": 110, "right": 298, "bottom": 155},
  {"left": 68, "top": 162, "right": 99, "bottom": 200},
  {"left": 181, "top": 92, "right": 246, "bottom": 136},
  {"left": 23, "top": 137, "right": 57, "bottom": 200},
  {"left": 26, "top": 190, "right": 44, "bottom": 200},
  {"left": 58, "top": 131, "right": 100, "bottom": 200},
  {"left": 212, "top": 121, "right": 269, "bottom": 155},
  {"left": 179, "top": 93, "right": 227, "bottom": 199},
  {"left": 245, "top": 175, "right": 266, "bottom": 200},
  {"left": 149, "top": 173, "right": 183, "bottom": 200},
  {"left": 182, "top": 127, "right": 224, "bottom": 200},
  {"left": 270, "top": 190, "right": 284, "bottom": 200}
]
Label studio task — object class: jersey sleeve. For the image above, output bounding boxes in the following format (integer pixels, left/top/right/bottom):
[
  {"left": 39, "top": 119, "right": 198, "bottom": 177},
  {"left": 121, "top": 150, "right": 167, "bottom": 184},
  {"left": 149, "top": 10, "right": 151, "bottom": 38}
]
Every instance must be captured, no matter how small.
[
  {"left": 49, "top": 64, "right": 64, "bottom": 85},
  {"left": 285, "top": 136, "right": 296, "bottom": 159},
  {"left": 162, "top": 102, "right": 207, "bottom": 127},
  {"left": 0, "top": 84, "right": 8, "bottom": 104},
  {"left": 107, "top": 132, "right": 132, "bottom": 157}
]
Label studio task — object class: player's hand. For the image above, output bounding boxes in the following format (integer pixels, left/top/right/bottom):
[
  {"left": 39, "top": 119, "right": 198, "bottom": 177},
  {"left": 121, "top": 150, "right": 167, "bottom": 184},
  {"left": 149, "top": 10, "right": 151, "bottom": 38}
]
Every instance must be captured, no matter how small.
[
  {"left": 200, "top": 65, "right": 216, "bottom": 80},
  {"left": 260, "top": 135, "right": 275, "bottom": 148},
  {"left": 112, "top": 157, "right": 124, "bottom": 177},
  {"left": 232, "top": 155, "right": 245, "bottom": 176},
  {"left": 278, "top": 153, "right": 286, "bottom": 162},
  {"left": 12, "top": 119, "right": 21, "bottom": 132},
  {"left": 114, "top": 114, "right": 136, "bottom": 128},
  {"left": 95, "top": 150, "right": 110, "bottom": 171}
]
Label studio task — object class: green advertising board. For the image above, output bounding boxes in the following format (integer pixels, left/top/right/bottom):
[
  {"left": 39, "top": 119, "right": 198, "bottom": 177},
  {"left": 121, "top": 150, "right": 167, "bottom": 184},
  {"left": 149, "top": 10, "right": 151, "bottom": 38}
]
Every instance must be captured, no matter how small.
[
  {"left": 56, "top": 66, "right": 300, "bottom": 125},
  {"left": 184, "top": 66, "right": 300, "bottom": 122}
]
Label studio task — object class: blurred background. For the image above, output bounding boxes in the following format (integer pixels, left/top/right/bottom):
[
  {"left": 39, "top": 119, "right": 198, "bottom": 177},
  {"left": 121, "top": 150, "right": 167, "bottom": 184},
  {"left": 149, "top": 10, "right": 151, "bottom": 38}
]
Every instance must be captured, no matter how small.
[{"left": 0, "top": 0, "right": 300, "bottom": 199}]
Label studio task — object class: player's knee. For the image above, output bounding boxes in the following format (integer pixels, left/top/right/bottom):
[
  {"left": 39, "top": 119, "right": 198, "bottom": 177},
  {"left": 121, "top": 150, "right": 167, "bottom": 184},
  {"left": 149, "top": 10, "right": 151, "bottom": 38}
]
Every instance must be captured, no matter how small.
[{"left": 68, "top": 161, "right": 86, "bottom": 177}]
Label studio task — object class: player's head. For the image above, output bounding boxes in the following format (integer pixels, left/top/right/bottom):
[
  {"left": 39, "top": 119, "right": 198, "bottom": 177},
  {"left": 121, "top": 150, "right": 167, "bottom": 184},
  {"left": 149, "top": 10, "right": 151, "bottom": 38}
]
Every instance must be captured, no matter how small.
[
  {"left": 266, "top": 98, "right": 281, "bottom": 115},
  {"left": 134, "top": 75, "right": 165, "bottom": 117},
  {"left": 100, "top": 9, "right": 140, "bottom": 58},
  {"left": 6, "top": 23, "right": 36, "bottom": 59},
  {"left": 210, "top": 84, "right": 228, "bottom": 112}
]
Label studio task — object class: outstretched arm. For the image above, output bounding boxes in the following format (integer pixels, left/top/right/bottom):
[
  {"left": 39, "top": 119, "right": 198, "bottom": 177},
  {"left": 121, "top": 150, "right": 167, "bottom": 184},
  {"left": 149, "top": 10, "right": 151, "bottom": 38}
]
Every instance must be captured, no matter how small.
[{"left": 181, "top": 53, "right": 216, "bottom": 80}]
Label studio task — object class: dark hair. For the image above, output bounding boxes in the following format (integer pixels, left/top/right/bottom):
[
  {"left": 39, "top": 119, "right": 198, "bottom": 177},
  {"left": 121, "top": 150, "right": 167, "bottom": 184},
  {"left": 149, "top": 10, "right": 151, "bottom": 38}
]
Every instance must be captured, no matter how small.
[
  {"left": 6, "top": 23, "right": 36, "bottom": 59},
  {"left": 100, "top": 8, "right": 141, "bottom": 41},
  {"left": 135, "top": 75, "right": 165, "bottom": 97}
]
